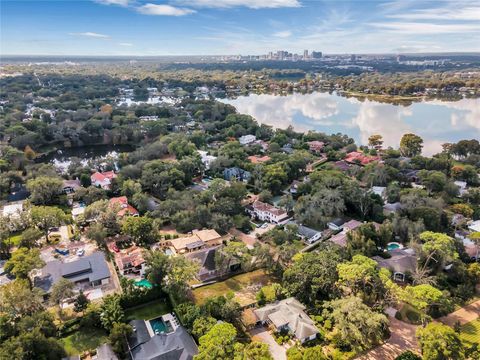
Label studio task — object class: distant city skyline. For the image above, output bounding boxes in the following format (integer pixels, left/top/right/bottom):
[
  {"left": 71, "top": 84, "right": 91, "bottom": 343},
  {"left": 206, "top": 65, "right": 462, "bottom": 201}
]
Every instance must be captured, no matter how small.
[{"left": 1, "top": 0, "right": 480, "bottom": 56}]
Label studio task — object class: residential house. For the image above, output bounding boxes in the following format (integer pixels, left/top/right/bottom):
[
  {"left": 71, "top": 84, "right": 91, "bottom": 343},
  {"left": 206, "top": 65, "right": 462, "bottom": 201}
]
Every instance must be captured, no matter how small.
[
  {"left": 288, "top": 180, "right": 302, "bottom": 195},
  {"left": 0, "top": 260, "right": 12, "bottom": 286},
  {"left": 306, "top": 141, "right": 324, "bottom": 154},
  {"left": 197, "top": 150, "right": 217, "bottom": 170},
  {"left": 248, "top": 155, "right": 271, "bottom": 164},
  {"left": 327, "top": 218, "right": 345, "bottom": 232},
  {"left": 224, "top": 167, "right": 251, "bottom": 183},
  {"left": 34, "top": 251, "right": 111, "bottom": 293},
  {"left": 373, "top": 248, "right": 417, "bottom": 282},
  {"left": 165, "top": 229, "right": 223, "bottom": 255},
  {"left": 239, "top": 134, "right": 256, "bottom": 145},
  {"left": 183, "top": 245, "right": 240, "bottom": 282},
  {"left": 371, "top": 186, "right": 387, "bottom": 201},
  {"left": 328, "top": 219, "right": 370, "bottom": 247},
  {"left": 344, "top": 151, "right": 380, "bottom": 166},
  {"left": 114, "top": 246, "right": 146, "bottom": 277},
  {"left": 454, "top": 180, "right": 468, "bottom": 196},
  {"left": 91, "top": 171, "right": 117, "bottom": 190},
  {"left": 246, "top": 201, "right": 289, "bottom": 224},
  {"left": 253, "top": 139, "right": 269, "bottom": 151},
  {"left": 383, "top": 202, "right": 402, "bottom": 215},
  {"left": 254, "top": 297, "right": 319, "bottom": 343},
  {"left": 127, "top": 320, "right": 198, "bottom": 360},
  {"left": 2, "top": 201, "right": 24, "bottom": 219},
  {"left": 281, "top": 144, "right": 294, "bottom": 154},
  {"left": 331, "top": 160, "right": 351, "bottom": 172},
  {"left": 468, "top": 220, "right": 480, "bottom": 233},
  {"left": 288, "top": 221, "right": 322, "bottom": 244},
  {"left": 62, "top": 179, "right": 82, "bottom": 194},
  {"left": 109, "top": 196, "right": 139, "bottom": 217}
]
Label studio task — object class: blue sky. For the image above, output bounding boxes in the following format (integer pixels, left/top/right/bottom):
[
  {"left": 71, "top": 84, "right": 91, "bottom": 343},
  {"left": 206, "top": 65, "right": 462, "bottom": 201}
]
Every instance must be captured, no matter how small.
[{"left": 1, "top": 0, "right": 479, "bottom": 56}]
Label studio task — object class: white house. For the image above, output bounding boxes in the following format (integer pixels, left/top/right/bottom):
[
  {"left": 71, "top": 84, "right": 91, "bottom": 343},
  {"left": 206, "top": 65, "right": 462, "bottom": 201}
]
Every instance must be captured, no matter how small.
[
  {"left": 239, "top": 134, "right": 256, "bottom": 145},
  {"left": 2, "top": 202, "right": 23, "bottom": 219},
  {"left": 91, "top": 171, "right": 117, "bottom": 190},
  {"left": 454, "top": 181, "right": 468, "bottom": 196},
  {"left": 371, "top": 186, "right": 387, "bottom": 201},
  {"left": 468, "top": 220, "right": 480, "bottom": 233},
  {"left": 246, "top": 201, "right": 289, "bottom": 224},
  {"left": 197, "top": 150, "right": 217, "bottom": 170}
]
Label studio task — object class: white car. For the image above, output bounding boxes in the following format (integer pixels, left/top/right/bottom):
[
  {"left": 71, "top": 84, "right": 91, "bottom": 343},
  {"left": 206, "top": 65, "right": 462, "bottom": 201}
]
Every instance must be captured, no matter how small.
[{"left": 76, "top": 249, "right": 85, "bottom": 256}]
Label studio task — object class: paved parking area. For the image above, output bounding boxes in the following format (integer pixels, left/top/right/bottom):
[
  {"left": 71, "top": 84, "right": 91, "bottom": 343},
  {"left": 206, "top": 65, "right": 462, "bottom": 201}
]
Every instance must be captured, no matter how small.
[{"left": 250, "top": 327, "right": 286, "bottom": 360}]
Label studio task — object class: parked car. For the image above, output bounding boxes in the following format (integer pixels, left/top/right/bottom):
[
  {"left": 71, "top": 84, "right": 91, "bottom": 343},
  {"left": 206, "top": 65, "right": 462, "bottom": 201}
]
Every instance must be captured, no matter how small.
[
  {"left": 111, "top": 244, "right": 120, "bottom": 253},
  {"left": 76, "top": 249, "right": 85, "bottom": 256},
  {"left": 55, "top": 248, "right": 69, "bottom": 256}
]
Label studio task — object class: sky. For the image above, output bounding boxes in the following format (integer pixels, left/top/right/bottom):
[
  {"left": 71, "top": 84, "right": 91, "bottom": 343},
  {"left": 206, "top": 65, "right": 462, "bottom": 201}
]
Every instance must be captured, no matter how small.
[{"left": 1, "top": 0, "right": 480, "bottom": 56}]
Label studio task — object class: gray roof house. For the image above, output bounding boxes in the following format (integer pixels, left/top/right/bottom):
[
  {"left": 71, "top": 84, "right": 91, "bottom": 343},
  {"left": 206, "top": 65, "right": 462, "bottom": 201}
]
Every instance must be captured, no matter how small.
[
  {"left": 287, "top": 221, "right": 322, "bottom": 244},
  {"left": 254, "top": 297, "right": 319, "bottom": 343},
  {"left": 373, "top": 248, "right": 417, "bottom": 282},
  {"left": 127, "top": 320, "right": 198, "bottom": 360},
  {"left": 185, "top": 246, "right": 219, "bottom": 282},
  {"left": 223, "top": 167, "right": 251, "bottom": 183},
  {"left": 34, "top": 251, "right": 111, "bottom": 293}
]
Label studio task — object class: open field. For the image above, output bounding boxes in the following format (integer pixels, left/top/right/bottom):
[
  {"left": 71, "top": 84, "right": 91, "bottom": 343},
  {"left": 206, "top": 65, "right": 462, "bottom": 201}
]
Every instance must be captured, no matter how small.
[
  {"left": 125, "top": 299, "right": 172, "bottom": 321},
  {"left": 192, "top": 269, "right": 277, "bottom": 307},
  {"left": 460, "top": 318, "right": 480, "bottom": 346}
]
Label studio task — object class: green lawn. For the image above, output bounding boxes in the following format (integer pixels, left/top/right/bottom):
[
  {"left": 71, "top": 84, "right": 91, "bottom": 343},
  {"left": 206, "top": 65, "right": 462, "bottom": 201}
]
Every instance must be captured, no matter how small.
[
  {"left": 460, "top": 319, "right": 480, "bottom": 346},
  {"left": 60, "top": 326, "right": 108, "bottom": 356},
  {"left": 8, "top": 232, "right": 22, "bottom": 246},
  {"left": 125, "top": 300, "right": 172, "bottom": 321},
  {"left": 397, "top": 304, "right": 422, "bottom": 325},
  {"left": 192, "top": 269, "right": 277, "bottom": 307}
]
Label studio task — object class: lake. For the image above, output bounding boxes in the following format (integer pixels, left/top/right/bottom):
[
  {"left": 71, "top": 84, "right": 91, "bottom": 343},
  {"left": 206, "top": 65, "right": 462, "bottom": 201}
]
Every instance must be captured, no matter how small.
[
  {"left": 223, "top": 92, "right": 480, "bottom": 156},
  {"left": 37, "top": 144, "right": 135, "bottom": 172}
]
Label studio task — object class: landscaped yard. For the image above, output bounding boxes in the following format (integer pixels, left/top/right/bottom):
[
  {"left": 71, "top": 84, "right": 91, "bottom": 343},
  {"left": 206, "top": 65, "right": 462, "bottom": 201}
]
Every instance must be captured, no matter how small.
[
  {"left": 192, "top": 269, "right": 277, "bottom": 307},
  {"left": 60, "top": 326, "right": 108, "bottom": 356},
  {"left": 125, "top": 299, "right": 172, "bottom": 321},
  {"left": 460, "top": 318, "right": 480, "bottom": 346}
]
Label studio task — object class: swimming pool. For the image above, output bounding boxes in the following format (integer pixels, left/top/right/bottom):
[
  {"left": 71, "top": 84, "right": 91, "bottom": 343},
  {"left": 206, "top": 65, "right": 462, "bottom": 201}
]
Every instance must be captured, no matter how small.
[
  {"left": 134, "top": 279, "right": 153, "bottom": 289},
  {"left": 149, "top": 317, "right": 173, "bottom": 335},
  {"left": 387, "top": 242, "right": 403, "bottom": 251}
]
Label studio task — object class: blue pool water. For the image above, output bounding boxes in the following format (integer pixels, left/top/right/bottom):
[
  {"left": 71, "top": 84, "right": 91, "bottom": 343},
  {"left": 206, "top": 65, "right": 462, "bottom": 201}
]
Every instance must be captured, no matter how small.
[
  {"left": 149, "top": 317, "right": 173, "bottom": 334},
  {"left": 387, "top": 243, "right": 401, "bottom": 251},
  {"left": 134, "top": 279, "right": 153, "bottom": 289}
]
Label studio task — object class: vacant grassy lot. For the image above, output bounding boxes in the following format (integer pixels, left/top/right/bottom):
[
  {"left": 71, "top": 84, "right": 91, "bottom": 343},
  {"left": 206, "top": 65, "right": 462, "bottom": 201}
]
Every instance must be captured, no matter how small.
[
  {"left": 460, "top": 319, "right": 480, "bottom": 346},
  {"left": 60, "top": 327, "right": 108, "bottom": 356},
  {"left": 192, "top": 269, "right": 277, "bottom": 307},
  {"left": 125, "top": 300, "right": 172, "bottom": 321}
]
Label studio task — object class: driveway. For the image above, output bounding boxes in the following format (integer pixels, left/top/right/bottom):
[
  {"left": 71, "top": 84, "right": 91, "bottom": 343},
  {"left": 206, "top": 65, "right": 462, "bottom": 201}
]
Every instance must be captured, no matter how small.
[
  {"left": 250, "top": 327, "right": 286, "bottom": 360},
  {"left": 357, "top": 317, "right": 419, "bottom": 360},
  {"left": 439, "top": 299, "right": 480, "bottom": 327},
  {"left": 229, "top": 228, "right": 257, "bottom": 249}
]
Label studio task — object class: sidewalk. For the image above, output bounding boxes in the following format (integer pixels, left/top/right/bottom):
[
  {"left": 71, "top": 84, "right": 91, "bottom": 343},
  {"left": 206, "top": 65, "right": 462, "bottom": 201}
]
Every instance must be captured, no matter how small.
[{"left": 438, "top": 299, "right": 480, "bottom": 327}]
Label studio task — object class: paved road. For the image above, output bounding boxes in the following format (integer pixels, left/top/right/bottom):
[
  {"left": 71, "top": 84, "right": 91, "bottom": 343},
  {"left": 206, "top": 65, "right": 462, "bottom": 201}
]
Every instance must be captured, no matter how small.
[
  {"left": 357, "top": 317, "right": 419, "bottom": 360},
  {"left": 439, "top": 299, "right": 480, "bottom": 327},
  {"left": 250, "top": 327, "right": 287, "bottom": 360}
]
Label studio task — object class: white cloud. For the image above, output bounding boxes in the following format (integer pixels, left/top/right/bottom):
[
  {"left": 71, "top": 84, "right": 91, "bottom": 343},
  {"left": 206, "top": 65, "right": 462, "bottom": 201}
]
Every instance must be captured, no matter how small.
[
  {"left": 137, "top": 4, "right": 196, "bottom": 16},
  {"left": 94, "top": 0, "right": 131, "bottom": 6},
  {"left": 273, "top": 30, "right": 292, "bottom": 38},
  {"left": 69, "top": 32, "right": 110, "bottom": 38},
  {"left": 369, "top": 21, "right": 480, "bottom": 34},
  {"left": 119, "top": 42, "right": 133, "bottom": 46},
  {"left": 388, "top": 6, "right": 480, "bottom": 21},
  {"left": 176, "top": 0, "right": 301, "bottom": 9}
]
